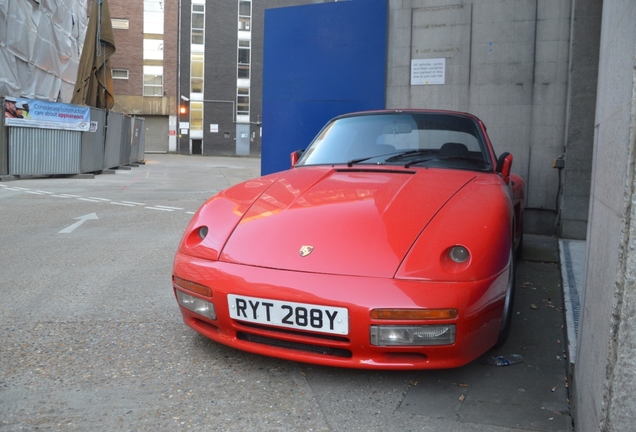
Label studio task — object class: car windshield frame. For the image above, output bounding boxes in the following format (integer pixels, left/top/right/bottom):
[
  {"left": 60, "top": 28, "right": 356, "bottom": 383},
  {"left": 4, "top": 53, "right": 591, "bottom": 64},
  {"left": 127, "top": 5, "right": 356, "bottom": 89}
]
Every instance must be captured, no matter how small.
[{"left": 295, "top": 111, "right": 494, "bottom": 172}]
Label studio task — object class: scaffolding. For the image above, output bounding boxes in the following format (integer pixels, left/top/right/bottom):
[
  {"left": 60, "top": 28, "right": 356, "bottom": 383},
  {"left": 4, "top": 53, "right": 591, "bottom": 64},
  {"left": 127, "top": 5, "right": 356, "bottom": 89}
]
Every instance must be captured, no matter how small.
[{"left": 0, "top": 0, "right": 88, "bottom": 102}]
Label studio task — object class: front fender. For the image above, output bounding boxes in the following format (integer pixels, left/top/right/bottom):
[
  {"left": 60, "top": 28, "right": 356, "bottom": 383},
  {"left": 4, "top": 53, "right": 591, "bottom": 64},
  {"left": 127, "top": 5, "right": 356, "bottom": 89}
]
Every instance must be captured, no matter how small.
[
  {"left": 396, "top": 176, "right": 513, "bottom": 282},
  {"left": 176, "top": 175, "right": 279, "bottom": 261}
]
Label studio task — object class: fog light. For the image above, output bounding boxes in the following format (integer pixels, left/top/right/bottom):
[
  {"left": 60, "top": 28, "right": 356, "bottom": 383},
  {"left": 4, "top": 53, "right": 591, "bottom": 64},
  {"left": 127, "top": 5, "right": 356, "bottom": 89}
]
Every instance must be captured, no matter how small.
[
  {"left": 370, "top": 325, "right": 455, "bottom": 346},
  {"left": 176, "top": 290, "right": 216, "bottom": 320}
]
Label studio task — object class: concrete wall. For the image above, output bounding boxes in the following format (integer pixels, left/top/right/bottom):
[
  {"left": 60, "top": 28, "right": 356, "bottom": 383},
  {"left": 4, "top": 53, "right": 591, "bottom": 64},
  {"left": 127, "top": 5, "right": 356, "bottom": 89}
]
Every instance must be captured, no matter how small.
[
  {"left": 574, "top": 1, "right": 636, "bottom": 430},
  {"left": 559, "top": 0, "right": 602, "bottom": 240},
  {"left": 387, "top": 0, "right": 587, "bottom": 235}
]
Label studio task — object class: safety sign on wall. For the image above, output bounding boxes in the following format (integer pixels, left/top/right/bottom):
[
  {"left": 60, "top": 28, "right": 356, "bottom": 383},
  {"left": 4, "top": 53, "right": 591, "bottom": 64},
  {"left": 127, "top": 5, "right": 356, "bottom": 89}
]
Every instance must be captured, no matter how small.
[{"left": 411, "top": 58, "right": 446, "bottom": 85}]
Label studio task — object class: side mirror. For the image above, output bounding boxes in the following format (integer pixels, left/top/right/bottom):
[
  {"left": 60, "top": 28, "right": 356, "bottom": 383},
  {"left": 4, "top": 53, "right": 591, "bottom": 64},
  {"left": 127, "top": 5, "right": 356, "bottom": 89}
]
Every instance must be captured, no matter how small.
[
  {"left": 496, "top": 152, "right": 513, "bottom": 184},
  {"left": 290, "top": 149, "right": 304, "bottom": 167}
]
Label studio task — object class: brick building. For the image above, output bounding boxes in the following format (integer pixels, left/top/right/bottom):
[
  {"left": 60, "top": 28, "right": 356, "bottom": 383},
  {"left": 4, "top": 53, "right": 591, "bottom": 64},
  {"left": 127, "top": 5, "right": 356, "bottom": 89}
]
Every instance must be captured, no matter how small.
[
  {"left": 108, "top": 0, "right": 179, "bottom": 153},
  {"left": 105, "top": 0, "right": 319, "bottom": 156}
]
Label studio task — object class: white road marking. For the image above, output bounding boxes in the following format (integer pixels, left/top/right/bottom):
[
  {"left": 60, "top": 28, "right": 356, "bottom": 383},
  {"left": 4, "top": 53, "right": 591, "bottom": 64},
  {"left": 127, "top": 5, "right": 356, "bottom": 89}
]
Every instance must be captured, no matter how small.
[
  {"left": 145, "top": 207, "right": 174, "bottom": 212},
  {"left": 58, "top": 213, "right": 99, "bottom": 234},
  {"left": 153, "top": 205, "right": 184, "bottom": 210},
  {"left": 0, "top": 186, "right": 195, "bottom": 216}
]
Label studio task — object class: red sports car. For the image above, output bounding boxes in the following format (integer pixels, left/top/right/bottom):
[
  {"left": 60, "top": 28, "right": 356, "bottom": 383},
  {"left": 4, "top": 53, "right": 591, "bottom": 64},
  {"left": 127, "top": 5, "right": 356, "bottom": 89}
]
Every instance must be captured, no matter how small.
[{"left": 172, "top": 110, "right": 525, "bottom": 370}]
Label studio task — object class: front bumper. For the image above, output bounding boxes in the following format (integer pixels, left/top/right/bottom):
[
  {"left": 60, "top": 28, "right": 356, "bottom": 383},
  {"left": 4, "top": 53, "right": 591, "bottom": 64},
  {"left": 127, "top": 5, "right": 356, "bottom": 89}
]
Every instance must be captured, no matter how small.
[{"left": 173, "top": 253, "right": 507, "bottom": 370}]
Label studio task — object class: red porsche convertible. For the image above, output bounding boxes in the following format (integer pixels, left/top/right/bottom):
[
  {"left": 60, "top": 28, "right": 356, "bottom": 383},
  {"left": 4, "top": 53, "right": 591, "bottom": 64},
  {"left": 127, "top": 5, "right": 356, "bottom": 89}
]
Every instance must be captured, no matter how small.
[{"left": 172, "top": 110, "right": 525, "bottom": 369}]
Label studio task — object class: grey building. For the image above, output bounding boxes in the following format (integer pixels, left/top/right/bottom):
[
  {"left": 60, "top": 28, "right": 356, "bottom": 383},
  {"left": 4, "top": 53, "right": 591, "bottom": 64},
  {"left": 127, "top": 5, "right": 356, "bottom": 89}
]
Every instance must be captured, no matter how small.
[{"left": 177, "top": 0, "right": 323, "bottom": 156}]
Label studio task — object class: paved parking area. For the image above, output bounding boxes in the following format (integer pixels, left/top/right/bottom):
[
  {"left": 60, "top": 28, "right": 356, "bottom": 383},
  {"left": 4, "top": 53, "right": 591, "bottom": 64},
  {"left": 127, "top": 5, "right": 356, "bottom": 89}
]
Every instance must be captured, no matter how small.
[{"left": 0, "top": 154, "right": 571, "bottom": 431}]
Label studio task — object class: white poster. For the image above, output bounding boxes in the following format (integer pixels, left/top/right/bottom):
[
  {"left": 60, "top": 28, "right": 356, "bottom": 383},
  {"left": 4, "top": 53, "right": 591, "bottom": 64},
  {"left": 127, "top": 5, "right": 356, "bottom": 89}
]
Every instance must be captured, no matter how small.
[
  {"left": 411, "top": 58, "right": 446, "bottom": 85},
  {"left": 4, "top": 98, "right": 90, "bottom": 131}
]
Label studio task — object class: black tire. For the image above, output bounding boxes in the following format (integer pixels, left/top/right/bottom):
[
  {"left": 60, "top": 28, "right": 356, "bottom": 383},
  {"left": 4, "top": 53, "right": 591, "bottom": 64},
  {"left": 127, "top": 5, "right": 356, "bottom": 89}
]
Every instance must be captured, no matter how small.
[
  {"left": 494, "top": 245, "right": 516, "bottom": 348},
  {"left": 516, "top": 231, "right": 524, "bottom": 261}
]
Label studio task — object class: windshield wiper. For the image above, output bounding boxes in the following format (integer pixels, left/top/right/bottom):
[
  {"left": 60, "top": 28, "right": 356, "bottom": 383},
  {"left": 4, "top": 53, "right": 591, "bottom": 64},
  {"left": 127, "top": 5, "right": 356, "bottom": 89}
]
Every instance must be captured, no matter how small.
[
  {"left": 385, "top": 149, "right": 436, "bottom": 162},
  {"left": 406, "top": 155, "right": 491, "bottom": 169},
  {"left": 404, "top": 157, "right": 436, "bottom": 168},
  {"left": 346, "top": 156, "right": 376, "bottom": 167},
  {"left": 346, "top": 151, "right": 405, "bottom": 167}
]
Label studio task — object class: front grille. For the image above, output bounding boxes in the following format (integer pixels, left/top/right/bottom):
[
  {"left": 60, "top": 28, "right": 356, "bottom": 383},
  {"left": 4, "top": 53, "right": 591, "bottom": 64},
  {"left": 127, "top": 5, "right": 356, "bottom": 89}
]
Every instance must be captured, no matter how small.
[
  {"left": 237, "top": 332, "right": 353, "bottom": 358},
  {"left": 238, "top": 321, "right": 349, "bottom": 342}
]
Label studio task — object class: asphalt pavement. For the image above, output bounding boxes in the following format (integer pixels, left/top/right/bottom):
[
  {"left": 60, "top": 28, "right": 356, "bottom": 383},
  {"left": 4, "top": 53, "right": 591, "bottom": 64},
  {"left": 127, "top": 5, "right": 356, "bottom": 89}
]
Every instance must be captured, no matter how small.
[{"left": 0, "top": 154, "right": 572, "bottom": 431}]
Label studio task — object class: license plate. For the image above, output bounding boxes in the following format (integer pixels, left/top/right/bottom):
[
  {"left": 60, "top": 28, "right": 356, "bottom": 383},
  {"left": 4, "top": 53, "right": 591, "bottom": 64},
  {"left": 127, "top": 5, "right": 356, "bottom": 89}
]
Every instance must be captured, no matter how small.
[{"left": 227, "top": 294, "right": 349, "bottom": 335}]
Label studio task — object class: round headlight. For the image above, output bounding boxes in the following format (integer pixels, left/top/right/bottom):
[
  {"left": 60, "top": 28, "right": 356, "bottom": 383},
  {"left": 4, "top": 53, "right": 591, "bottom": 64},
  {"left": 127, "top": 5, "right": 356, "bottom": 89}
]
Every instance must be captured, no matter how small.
[{"left": 449, "top": 246, "right": 469, "bottom": 263}]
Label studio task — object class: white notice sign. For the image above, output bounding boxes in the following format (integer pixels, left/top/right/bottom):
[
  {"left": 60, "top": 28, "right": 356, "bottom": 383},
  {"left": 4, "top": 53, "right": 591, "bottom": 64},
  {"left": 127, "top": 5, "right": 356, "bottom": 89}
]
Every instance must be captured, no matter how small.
[{"left": 411, "top": 58, "right": 446, "bottom": 85}]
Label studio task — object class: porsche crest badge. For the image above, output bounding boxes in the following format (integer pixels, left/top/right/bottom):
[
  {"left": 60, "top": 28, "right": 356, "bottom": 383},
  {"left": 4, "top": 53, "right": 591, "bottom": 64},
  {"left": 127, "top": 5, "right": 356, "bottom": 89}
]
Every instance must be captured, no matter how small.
[{"left": 299, "top": 245, "right": 314, "bottom": 257}]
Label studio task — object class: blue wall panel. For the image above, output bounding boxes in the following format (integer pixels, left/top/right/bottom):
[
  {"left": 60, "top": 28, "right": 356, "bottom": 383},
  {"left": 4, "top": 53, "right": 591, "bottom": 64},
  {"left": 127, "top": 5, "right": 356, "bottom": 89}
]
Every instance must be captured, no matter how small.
[{"left": 262, "top": 0, "right": 387, "bottom": 175}]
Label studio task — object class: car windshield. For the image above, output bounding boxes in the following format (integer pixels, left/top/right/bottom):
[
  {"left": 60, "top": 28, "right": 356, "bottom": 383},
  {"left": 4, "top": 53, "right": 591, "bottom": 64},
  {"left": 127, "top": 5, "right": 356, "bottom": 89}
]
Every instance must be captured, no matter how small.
[{"left": 296, "top": 112, "right": 492, "bottom": 171}]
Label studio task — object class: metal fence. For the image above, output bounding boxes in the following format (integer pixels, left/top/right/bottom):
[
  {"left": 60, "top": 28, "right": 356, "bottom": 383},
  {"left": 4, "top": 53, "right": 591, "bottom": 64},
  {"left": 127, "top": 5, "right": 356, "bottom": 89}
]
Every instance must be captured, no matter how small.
[{"left": 1, "top": 99, "right": 145, "bottom": 177}]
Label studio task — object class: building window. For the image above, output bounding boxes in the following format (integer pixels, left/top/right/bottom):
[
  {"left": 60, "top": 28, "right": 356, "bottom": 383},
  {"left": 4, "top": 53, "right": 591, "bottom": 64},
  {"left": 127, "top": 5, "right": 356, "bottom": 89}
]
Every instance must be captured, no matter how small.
[
  {"left": 111, "top": 18, "right": 129, "bottom": 30},
  {"left": 190, "top": 101, "right": 203, "bottom": 133},
  {"left": 143, "top": 65, "right": 163, "bottom": 96},
  {"left": 236, "top": 0, "right": 251, "bottom": 124},
  {"left": 237, "top": 40, "right": 250, "bottom": 79},
  {"left": 111, "top": 69, "right": 129, "bottom": 79},
  {"left": 191, "top": 53, "right": 204, "bottom": 93},
  {"left": 192, "top": 4, "right": 205, "bottom": 45},
  {"left": 238, "top": 0, "right": 251, "bottom": 31},
  {"left": 237, "top": 87, "right": 249, "bottom": 117},
  {"left": 144, "top": 0, "right": 164, "bottom": 35},
  {"left": 143, "top": 39, "right": 163, "bottom": 60}
]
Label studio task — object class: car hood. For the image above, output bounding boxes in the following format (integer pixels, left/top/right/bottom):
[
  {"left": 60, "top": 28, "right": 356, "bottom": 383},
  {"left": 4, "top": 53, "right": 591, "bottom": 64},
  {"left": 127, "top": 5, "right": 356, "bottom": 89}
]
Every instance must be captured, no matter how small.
[{"left": 219, "top": 166, "right": 478, "bottom": 278}]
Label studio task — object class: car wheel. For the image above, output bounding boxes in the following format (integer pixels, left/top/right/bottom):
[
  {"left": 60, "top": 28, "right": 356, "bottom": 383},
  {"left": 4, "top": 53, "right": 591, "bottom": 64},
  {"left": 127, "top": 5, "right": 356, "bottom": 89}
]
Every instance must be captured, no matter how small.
[{"left": 494, "top": 245, "right": 516, "bottom": 348}]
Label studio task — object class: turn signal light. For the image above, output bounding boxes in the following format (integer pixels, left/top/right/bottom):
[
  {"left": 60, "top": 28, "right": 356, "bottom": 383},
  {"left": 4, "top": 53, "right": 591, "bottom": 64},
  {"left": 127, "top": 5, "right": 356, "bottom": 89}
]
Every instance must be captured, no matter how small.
[
  {"left": 371, "top": 308, "right": 458, "bottom": 320},
  {"left": 173, "top": 276, "right": 212, "bottom": 297}
]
